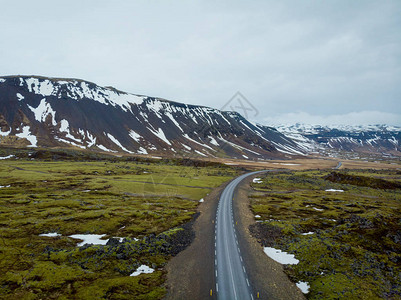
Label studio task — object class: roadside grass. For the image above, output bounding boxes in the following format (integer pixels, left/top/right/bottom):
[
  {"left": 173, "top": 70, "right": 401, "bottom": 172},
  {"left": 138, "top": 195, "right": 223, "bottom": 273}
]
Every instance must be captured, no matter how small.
[
  {"left": 249, "top": 169, "right": 401, "bottom": 299},
  {"left": 0, "top": 156, "right": 237, "bottom": 299}
]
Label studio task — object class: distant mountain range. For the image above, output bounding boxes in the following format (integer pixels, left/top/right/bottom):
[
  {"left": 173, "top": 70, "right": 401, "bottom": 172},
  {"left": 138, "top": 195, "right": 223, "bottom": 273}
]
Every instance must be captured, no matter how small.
[
  {"left": 0, "top": 76, "right": 399, "bottom": 160},
  {"left": 275, "top": 123, "right": 401, "bottom": 159}
]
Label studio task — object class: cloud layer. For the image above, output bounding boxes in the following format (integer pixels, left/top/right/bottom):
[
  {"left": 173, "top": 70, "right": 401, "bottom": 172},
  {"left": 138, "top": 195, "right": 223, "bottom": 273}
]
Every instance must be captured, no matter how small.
[{"left": 0, "top": 0, "right": 400, "bottom": 125}]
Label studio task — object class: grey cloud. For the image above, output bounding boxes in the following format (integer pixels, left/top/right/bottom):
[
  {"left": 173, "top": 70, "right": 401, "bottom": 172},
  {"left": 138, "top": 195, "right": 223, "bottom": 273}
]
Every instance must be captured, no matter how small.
[{"left": 0, "top": 0, "right": 399, "bottom": 125}]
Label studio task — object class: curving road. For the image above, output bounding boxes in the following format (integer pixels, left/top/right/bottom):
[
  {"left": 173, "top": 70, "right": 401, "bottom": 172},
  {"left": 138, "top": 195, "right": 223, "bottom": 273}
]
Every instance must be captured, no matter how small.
[
  {"left": 334, "top": 161, "right": 342, "bottom": 169},
  {"left": 215, "top": 171, "right": 264, "bottom": 300}
]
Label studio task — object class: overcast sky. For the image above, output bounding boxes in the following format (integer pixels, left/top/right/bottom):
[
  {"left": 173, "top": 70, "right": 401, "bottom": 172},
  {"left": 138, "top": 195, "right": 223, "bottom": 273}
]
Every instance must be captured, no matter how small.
[{"left": 1, "top": 0, "right": 400, "bottom": 126}]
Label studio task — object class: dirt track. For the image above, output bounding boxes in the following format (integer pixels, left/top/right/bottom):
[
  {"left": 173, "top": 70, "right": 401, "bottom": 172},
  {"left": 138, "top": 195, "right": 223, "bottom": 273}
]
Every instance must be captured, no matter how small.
[{"left": 165, "top": 173, "right": 305, "bottom": 300}]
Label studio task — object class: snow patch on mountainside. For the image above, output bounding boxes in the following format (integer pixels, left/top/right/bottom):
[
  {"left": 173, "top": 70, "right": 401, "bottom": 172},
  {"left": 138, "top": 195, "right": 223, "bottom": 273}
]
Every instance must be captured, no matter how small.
[
  {"left": 58, "top": 119, "right": 82, "bottom": 143},
  {"left": 17, "top": 77, "right": 145, "bottom": 112},
  {"left": 149, "top": 128, "right": 171, "bottom": 146},
  {"left": 129, "top": 130, "right": 142, "bottom": 143},
  {"left": 16, "top": 93, "right": 24, "bottom": 101},
  {"left": 28, "top": 98, "right": 57, "bottom": 126},
  {"left": 0, "top": 129, "right": 11, "bottom": 136},
  {"left": 16, "top": 126, "right": 37, "bottom": 147},
  {"left": 106, "top": 133, "right": 134, "bottom": 153}
]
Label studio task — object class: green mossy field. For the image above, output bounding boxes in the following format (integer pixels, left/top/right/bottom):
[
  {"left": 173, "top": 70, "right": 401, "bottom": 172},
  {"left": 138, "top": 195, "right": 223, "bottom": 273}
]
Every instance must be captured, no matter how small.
[
  {"left": 250, "top": 169, "right": 401, "bottom": 299},
  {"left": 0, "top": 149, "right": 237, "bottom": 299}
]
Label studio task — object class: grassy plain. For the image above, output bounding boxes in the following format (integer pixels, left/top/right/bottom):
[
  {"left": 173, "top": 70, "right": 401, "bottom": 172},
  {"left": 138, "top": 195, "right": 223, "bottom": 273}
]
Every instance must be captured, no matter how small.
[
  {"left": 0, "top": 151, "right": 237, "bottom": 299},
  {"left": 250, "top": 169, "right": 401, "bottom": 299}
]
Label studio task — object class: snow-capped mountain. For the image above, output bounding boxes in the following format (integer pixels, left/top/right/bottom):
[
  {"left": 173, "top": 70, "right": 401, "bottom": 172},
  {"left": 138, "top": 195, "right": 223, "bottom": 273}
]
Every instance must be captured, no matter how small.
[
  {"left": 0, "top": 76, "right": 307, "bottom": 159},
  {"left": 275, "top": 123, "right": 401, "bottom": 157}
]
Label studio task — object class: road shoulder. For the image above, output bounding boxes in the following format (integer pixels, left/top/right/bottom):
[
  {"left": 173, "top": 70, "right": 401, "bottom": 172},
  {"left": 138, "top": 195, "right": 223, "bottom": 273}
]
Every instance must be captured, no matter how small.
[
  {"left": 233, "top": 175, "right": 306, "bottom": 300},
  {"left": 164, "top": 181, "right": 228, "bottom": 300}
]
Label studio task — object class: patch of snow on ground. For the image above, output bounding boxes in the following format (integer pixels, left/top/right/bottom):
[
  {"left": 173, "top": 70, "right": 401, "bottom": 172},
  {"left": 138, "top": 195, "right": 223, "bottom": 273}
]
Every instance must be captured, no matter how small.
[
  {"left": 312, "top": 207, "right": 324, "bottom": 211},
  {"left": 242, "top": 155, "right": 249, "bottom": 159},
  {"left": 325, "top": 189, "right": 344, "bottom": 192},
  {"left": 199, "top": 198, "right": 204, "bottom": 203},
  {"left": 39, "top": 233, "right": 61, "bottom": 237},
  {"left": 301, "top": 232, "right": 314, "bottom": 235},
  {"left": 16, "top": 126, "right": 37, "bottom": 147},
  {"left": 0, "top": 155, "right": 14, "bottom": 160},
  {"left": 263, "top": 247, "right": 299, "bottom": 264},
  {"left": 296, "top": 281, "right": 310, "bottom": 294},
  {"left": 255, "top": 215, "right": 261, "bottom": 218},
  {"left": 0, "top": 185, "right": 11, "bottom": 188},
  {"left": 69, "top": 234, "right": 108, "bottom": 247},
  {"left": 130, "top": 265, "right": 155, "bottom": 277},
  {"left": 253, "top": 178, "right": 263, "bottom": 183}
]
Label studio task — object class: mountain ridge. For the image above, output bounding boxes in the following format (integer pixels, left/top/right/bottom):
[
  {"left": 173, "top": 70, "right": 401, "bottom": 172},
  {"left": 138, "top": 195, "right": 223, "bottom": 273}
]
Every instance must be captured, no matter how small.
[{"left": 0, "top": 75, "right": 307, "bottom": 159}]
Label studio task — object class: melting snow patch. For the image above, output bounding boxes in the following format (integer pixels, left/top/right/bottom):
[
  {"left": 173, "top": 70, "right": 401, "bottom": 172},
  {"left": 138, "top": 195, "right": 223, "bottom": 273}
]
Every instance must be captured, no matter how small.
[
  {"left": 106, "top": 133, "right": 134, "bottom": 154},
  {"left": 69, "top": 234, "right": 108, "bottom": 247},
  {"left": 130, "top": 265, "right": 154, "bottom": 276},
  {"left": 296, "top": 281, "right": 310, "bottom": 294},
  {"left": 312, "top": 207, "right": 324, "bottom": 211},
  {"left": 325, "top": 189, "right": 344, "bottom": 192},
  {"left": 28, "top": 98, "right": 57, "bottom": 126},
  {"left": 16, "top": 93, "right": 24, "bottom": 101},
  {"left": 16, "top": 126, "right": 37, "bottom": 147},
  {"left": 263, "top": 247, "right": 299, "bottom": 264},
  {"left": 301, "top": 232, "right": 314, "bottom": 235},
  {"left": 0, "top": 128, "right": 11, "bottom": 136},
  {"left": 0, "top": 185, "right": 11, "bottom": 188},
  {"left": 253, "top": 178, "right": 263, "bottom": 183},
  {"left": 209, "top": 136, "right": 219, "bottom": 146},
  {"left": 149, "top": 128, "right": 171, "bottom": 145},
  {"left": 255, "top": 215, "right": 261, "bottom": 218},
  {"left": 39, "top": 232, "right": 61, "bottom": 237},
  {"left": 137, "top": 147, "right": 148, "bottom": 154},
  {"left": 199, "top": 198, "right": 204, "bottom": 203},
  {"left": 195, "top": 150, "right": 207, "bottom": 157},
  {"left": 0, "top": 155, "right": 14, "bottom": 160},
  {"left": 97, "top": 144, "right": 117, "bottom": 153},
  {"left": 129, "top": 130, "right": 141, "bottom": 142}
]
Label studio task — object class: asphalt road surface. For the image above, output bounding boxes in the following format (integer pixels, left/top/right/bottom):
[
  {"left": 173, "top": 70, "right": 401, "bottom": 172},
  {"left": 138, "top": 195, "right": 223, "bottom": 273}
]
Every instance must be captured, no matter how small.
[{"left": 215, "top": 171, "right": 264, "bottom": 300}]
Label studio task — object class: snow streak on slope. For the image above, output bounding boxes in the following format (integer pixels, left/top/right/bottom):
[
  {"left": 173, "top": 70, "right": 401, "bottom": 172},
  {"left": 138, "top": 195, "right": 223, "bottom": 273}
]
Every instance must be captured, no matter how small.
[{"left": 0, "top": 75, "right": 312, "bottom": 158}]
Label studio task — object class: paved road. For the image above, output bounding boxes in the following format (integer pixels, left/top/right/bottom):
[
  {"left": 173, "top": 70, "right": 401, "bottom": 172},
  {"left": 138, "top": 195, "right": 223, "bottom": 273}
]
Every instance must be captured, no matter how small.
[
  {"left": 334, "top": 161, "right": 342, "bottom": 169},
  {"left": 215, "top": 171, "right": 264, "bottom": 300}
]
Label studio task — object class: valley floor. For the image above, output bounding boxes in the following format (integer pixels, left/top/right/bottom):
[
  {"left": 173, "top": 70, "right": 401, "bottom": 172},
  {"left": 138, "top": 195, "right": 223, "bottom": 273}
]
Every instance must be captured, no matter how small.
[
  {"left": 0, "top": 148, "right": 400, "bottom": 299},
  {"left": 0, "top": 152, "right": 237, "bottom": 299}
]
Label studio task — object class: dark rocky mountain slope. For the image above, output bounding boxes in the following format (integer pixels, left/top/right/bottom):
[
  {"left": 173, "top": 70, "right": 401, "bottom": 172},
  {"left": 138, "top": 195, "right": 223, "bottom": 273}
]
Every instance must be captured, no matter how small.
[{"left": 0, "top": 76, "right": 306, "bottom": 159}]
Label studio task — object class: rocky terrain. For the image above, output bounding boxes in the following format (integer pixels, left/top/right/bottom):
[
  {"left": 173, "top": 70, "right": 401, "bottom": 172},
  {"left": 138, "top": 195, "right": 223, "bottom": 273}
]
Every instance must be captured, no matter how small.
[{"left": 0, "top": 76, "right": 307, "bottom": 160}]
